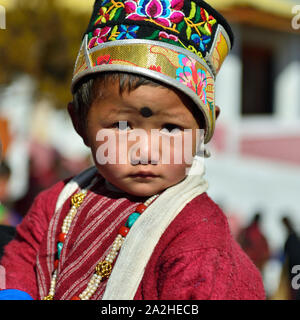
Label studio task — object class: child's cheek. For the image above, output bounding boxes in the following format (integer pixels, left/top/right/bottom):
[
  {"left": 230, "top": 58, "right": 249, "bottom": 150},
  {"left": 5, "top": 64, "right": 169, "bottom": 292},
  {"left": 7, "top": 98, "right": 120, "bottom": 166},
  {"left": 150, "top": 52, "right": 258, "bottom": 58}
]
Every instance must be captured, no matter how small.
[
  {"left": 93, "top": 130, "right": 140, "bottom": 166},
  {"left": 94, "top": 129, "right": 118, "bottom": 165}
]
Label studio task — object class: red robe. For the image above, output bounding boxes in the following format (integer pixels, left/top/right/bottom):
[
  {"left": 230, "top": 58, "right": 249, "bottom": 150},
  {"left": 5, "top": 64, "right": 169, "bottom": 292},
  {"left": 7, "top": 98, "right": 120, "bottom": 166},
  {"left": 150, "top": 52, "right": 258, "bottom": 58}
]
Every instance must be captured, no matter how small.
[{"left": 0, "top": 176, "right": 265, "bottom": 300}]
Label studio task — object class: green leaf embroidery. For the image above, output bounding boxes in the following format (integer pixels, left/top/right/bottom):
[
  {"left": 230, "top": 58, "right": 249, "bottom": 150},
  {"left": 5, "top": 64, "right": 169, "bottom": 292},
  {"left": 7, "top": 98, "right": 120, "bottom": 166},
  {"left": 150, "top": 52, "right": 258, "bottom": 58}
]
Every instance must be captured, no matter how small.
[
  {"left": 188, "top": 2, "right": 196, "bottom": 20},
  {"left": 109, "top": 7, "right": 118, "bottom": 20},
  {"left": 198, "top": 25, "right": 211, "bottom": 36},
  {"left": 186, "top": 25, "right": 192, "bottom": 40},
  {"left": 113, "top": 7, "right": 122, "bottom": 21},
  {"left": 109, "top": 25, "right": 119, "bottom": 40},
  {"left": 195, "top": 6, "right": 201, "bottom": 23},
  {"left": 104, "top": 2, "right": 112, "bottom": 8},
  {"left": 177, "top": 20, "right": 185, "bottom": 32},
  {"left": 146, "top": 30, "right": 160, "bottom": 40}
]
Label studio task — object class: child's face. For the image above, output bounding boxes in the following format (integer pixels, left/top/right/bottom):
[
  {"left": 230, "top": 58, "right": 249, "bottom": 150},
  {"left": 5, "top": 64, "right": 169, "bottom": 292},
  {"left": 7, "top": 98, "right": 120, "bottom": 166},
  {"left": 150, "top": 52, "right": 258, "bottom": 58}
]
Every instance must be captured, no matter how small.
[{"left": 84, "top": 80, "right": 202, "bottom": 197}]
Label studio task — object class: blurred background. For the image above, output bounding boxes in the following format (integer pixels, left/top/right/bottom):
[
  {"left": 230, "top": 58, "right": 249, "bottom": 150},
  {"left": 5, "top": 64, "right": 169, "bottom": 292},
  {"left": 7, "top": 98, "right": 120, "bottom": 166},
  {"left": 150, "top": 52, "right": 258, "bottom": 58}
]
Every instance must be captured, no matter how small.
[{"left": 0, "top": 0, "right": 299, "bottom": 299}]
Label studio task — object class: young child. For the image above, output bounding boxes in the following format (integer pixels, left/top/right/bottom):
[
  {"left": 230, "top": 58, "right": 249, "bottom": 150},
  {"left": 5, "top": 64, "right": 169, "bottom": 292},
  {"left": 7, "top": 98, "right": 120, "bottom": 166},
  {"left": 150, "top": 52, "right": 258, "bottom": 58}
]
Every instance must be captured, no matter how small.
[{"left": 0, "top": 0, "right": 265, "bottom": 300}]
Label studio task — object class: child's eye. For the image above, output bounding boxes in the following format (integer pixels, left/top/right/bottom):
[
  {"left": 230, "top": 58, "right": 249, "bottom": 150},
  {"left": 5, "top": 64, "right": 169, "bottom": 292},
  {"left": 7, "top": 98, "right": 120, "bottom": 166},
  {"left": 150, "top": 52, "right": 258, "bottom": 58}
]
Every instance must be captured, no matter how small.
[
  {"left": 160, "top": 124, "right": 183, "bottom": 135},
  {"left": 112, "top": 121, "right": 132, "bottom": 131}
]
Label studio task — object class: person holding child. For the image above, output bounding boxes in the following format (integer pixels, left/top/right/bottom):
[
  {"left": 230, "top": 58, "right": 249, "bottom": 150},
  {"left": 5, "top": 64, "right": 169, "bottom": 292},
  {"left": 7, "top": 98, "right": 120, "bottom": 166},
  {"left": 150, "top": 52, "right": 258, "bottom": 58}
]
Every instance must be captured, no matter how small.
[{"left": 0, "top": 0, "right": 265, "bottom": 300}]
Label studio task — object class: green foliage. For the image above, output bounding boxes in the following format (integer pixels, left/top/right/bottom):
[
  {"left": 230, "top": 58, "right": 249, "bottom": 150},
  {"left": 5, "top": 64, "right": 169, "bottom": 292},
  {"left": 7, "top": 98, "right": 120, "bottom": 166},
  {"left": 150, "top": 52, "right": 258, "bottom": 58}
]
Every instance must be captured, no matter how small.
[{"left": 0, "top": 0, "right": 90, "bottom": 108}]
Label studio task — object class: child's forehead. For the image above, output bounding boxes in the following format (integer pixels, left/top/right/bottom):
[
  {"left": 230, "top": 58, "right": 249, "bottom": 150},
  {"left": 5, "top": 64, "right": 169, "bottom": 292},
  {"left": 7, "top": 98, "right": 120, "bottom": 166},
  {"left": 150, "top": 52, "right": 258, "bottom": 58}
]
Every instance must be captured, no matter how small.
[
  {"left": 95, "top": 78, "right": 186, "bottom": 110},
  {"left": 92, "top": 77, "right": 198, "bottom": 121},
  {"left": 106, "top": 104, "right": 190, "bottom": 121}
]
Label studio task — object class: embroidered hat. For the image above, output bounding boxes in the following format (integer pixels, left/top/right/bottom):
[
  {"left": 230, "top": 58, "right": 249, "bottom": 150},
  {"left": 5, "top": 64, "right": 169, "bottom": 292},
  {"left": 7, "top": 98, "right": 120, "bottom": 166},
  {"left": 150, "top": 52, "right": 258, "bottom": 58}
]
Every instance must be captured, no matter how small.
[{"left": 72, "top": 0, "right": 234, "bottom": 143}]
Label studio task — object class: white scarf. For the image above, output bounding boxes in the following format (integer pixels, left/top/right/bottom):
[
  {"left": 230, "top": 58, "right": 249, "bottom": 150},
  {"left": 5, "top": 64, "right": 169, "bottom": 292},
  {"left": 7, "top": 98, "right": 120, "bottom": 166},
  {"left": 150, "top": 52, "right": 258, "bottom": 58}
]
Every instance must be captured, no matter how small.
[{"left": 55, "top": 156, "right": 208, "bottom": 300}]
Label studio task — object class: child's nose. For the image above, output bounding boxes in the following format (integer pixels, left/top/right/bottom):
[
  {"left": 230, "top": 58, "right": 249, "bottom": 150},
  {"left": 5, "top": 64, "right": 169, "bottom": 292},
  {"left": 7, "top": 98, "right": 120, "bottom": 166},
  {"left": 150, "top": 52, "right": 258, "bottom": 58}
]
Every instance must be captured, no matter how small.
[{"left": 129, "top": 131, "right": 159, "bottom": 165}]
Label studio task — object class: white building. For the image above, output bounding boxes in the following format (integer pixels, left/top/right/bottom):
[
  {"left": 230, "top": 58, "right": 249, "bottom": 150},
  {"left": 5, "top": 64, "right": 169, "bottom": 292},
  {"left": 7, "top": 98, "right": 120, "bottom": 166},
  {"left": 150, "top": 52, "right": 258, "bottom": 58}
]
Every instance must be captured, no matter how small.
[{"left": 204, "top": 0, "right": 300, "bottom": 252}]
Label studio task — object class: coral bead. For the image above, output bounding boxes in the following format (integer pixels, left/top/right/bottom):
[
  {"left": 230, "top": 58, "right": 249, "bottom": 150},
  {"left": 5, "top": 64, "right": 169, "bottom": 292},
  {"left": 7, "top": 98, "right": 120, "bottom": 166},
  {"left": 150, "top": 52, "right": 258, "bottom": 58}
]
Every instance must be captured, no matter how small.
[
  {"left": 58, "top": 233, "right": 67, "bottom": 243},
  {"left": 71, "top": 296, "right": 81, "bottom": 300},
  {"left": 54, "top": 259, "right": 59, "bottom": 269},
  {"left": 119, "top": 226, "right": 130, "bottom": 237},
  {"left": 135, "top": 204, "right": 147, "bottom": 214}
]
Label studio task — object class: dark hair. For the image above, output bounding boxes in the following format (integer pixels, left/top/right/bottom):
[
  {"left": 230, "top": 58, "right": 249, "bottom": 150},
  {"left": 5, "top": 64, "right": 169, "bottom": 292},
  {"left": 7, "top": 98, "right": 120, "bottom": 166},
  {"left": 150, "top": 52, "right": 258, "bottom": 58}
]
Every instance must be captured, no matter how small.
[{"left": 72, "top": 72, "right": 205, "bottom": 132}]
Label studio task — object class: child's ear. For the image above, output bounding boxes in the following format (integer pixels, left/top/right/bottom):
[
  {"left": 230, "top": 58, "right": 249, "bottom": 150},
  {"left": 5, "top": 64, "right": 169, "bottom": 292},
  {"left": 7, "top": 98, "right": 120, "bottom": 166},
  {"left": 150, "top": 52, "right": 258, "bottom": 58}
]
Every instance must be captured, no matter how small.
[
  {"left": 215, "top": 105, "right": 221, "bottom": 120},
  {"left": 67, "top": 102, "right": 90, "bottom": 147}
]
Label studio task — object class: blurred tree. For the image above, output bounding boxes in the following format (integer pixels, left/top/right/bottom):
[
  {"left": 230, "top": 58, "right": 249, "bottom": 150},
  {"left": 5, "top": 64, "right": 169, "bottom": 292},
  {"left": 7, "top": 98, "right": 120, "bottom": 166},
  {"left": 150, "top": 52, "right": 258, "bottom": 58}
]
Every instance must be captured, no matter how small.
[{"left": 0, "top": 0, "right": 90, "bottom": 108}]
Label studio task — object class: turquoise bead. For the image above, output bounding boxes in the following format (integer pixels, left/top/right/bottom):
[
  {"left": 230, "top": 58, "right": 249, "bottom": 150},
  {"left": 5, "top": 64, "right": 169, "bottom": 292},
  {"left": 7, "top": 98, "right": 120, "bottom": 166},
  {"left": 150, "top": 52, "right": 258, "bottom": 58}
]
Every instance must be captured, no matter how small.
[
  {"left": 57, "top": 242, "right": 63, "bottom": 259},
  {"left": 125, "top": 212, "right": 141, "bottom": 228}
]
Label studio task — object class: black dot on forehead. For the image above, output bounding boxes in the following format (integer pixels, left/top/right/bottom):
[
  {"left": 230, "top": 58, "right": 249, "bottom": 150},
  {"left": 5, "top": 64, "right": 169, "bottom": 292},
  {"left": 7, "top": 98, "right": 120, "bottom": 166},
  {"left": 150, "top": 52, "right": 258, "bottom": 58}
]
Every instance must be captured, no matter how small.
[{"left": 140, "top": 107, "right": 153, "bottom": 118}]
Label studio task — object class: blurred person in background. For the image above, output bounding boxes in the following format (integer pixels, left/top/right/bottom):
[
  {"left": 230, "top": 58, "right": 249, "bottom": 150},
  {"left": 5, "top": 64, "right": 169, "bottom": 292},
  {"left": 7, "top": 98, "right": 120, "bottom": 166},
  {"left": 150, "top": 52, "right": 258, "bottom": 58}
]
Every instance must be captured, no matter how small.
[
  {"left": 0, "top": 161, "right": 22, "bottom": 226},
  {"left": 12, "top": 143, "right": 62, "bottom": 218},
  {"left": 273, "top": 216, "right": 300, "bottom": 300},
  {"left": 0, "top": 161, "right": 17, "bottom": 259},
  {"left": 238, "top": 212, "right": 271, "bottom": 273}
]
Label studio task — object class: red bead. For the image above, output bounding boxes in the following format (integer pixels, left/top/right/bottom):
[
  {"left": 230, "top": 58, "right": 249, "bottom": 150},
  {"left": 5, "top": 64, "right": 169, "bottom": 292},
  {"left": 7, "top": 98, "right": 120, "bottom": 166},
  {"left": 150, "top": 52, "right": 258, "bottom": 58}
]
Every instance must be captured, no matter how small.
[
  {"left": 71, "top": 296, "right": 81, "bottom": 300},
  {"left": 135, "top": 204, "right": 147, "bottom": 214},
  {"left": 54, "top": 259, "right": 59, "bottom": 269},
  {"left": 118, "top": 226, "right": 130, "bottom": 237},
  {"left": 58, "top": 233, "right": 67, "bottom": 243}
]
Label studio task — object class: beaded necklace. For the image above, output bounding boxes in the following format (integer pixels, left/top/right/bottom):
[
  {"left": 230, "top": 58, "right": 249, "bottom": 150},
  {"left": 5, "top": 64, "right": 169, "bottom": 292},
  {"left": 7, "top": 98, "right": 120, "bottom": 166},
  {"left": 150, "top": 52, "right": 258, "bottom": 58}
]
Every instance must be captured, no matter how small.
[{"left": 43, "top": 188, "right": 159, "bottom": 300}]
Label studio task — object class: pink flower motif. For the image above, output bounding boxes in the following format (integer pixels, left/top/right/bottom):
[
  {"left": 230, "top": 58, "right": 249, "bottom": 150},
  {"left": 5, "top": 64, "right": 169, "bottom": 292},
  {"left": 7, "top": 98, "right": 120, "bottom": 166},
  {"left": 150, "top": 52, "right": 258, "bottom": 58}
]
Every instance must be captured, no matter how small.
[
  {"left": 125, "top": 0, "right": 184, "bottom": 27},
  {"left": 176, "top": 55, "right": 207, "bottom": 104},
  {"left": 125, "top": 0, "right": 137, "bottom": 14},
  {"left": 171, "top": 0, "right": 184, "bottom": 10},
  {"left": 159, "top": 31, "right": 178, "bottom": 42},
  {"left": 169, "top": 11, "right": 184, "bottom": 23},
  {"left": 88, "top": 27, "right": 111, "bottom": 49}
]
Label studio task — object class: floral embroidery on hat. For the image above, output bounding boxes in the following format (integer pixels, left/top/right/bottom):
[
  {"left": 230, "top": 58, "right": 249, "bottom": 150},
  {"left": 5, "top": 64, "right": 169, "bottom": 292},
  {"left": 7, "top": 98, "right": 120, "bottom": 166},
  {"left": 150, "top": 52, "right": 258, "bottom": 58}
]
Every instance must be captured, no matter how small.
[
  {"left": 94, "top": 54, "right": 112, "bottom": 66},
  {"left": 88, "top": 27, "right": 112, "bottom": 49},
  {"left": 95, "top": 7, "right": 111, "bottom": 25},
  {"left": 199, "top": 8, "right": 216, "bottom": 35},
  {"left": 149, "top": 65, "right": 162, "bottom": 72},
  {"left": 176, "top": 54, "right": 207, "bottom": 105},
  {"left": 125, "top": 0, "right": 184, "bottom": 27},
  {"left": 191, "top": 33, "right": 211, "bottom": 52},
  {"left": 116, "top": 25, "right": 140, "bottom": 39},
  {"left": 159, "top": 31, "right": 178, "bottom": 42},
  {"left": 89, "top": 1, "right": 219, "bottom": 58}
]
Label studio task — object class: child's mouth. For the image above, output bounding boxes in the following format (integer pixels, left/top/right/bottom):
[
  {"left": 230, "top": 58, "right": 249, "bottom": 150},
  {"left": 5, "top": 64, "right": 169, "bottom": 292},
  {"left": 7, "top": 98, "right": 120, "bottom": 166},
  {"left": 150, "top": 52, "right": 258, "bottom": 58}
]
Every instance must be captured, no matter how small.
[{"left": 130, "top": 172, "right": 158, "bottom": 179}]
